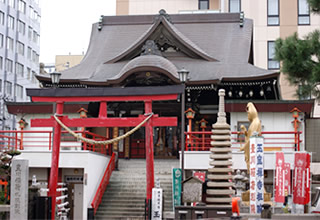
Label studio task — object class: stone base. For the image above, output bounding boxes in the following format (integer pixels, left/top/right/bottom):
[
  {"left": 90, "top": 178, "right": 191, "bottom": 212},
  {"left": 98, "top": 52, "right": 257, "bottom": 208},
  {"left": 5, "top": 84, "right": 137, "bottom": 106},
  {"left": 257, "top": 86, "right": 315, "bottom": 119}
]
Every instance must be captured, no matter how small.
[{"left": 174, "top": 206, "right": 232, "bottom": 219}]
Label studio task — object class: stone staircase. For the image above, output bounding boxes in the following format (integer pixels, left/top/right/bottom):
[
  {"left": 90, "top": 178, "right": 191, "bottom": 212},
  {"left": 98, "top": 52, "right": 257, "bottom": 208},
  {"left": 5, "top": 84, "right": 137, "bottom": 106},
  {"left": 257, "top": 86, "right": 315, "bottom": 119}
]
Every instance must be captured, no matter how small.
[{"left": 95, "top": 158, "right": 179, "bottom": 219}]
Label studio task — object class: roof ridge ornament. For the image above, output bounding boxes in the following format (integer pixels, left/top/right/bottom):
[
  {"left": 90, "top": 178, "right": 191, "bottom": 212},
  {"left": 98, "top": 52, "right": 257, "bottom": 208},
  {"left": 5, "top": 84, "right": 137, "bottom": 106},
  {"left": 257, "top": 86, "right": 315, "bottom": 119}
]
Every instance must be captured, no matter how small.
[
  {"left": 141, "top": 40, "right": 162, "bottom": 56},
  {"left": 154, "top": 9, "right": 172, "bottom": 24}
]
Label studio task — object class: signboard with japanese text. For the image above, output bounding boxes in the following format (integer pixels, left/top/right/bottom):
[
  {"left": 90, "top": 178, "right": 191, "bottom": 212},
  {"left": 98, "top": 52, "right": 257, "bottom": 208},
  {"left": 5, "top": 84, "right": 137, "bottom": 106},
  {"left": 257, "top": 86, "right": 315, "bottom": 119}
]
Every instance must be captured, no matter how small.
[
  {"left": 172, "top": 168, "right": 182, "bottom": 207},
  {"left": 249, "top": 136, "right": 264, "bottom": 214},
  {"left": 275, "top": 152, "right": 285, "bottom": 203},
  {"left": 293, "top": 152, "right": 311, "bottom": 205},
  {"left": 151, "top": 187, "right": 163, "bottom": 220}
]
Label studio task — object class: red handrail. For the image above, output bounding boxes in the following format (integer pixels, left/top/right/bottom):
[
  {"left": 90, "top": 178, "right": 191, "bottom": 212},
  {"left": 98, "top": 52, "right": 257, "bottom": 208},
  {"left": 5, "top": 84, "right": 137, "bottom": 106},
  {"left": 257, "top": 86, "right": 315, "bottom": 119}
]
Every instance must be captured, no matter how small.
[
  {"left": 185, "top": 131, "right": 302, "bottom": 151},
  {"left": 91, "top": 152, "right": 116, "bottom": 215}
]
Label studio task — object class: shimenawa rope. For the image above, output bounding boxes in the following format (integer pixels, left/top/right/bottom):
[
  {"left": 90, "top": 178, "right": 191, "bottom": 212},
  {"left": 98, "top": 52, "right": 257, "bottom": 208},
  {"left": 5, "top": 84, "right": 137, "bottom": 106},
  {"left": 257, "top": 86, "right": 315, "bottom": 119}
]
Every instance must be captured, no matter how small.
[{"left": 53, "top": 113, "right": 154, "bottom": 145}]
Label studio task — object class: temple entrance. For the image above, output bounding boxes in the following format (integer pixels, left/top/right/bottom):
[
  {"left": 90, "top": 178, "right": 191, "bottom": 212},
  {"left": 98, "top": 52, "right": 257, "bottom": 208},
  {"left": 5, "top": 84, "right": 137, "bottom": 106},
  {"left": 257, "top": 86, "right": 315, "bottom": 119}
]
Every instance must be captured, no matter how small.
[{"left": 128, "top": 126, "right": 178, "bottom": 159}]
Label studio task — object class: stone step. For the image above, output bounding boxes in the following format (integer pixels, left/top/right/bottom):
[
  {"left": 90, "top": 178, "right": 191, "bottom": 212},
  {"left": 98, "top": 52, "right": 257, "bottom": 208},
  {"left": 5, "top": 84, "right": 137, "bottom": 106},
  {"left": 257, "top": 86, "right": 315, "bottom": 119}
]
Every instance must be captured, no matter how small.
[
  {"left": 210, "top": 154, "right": 232, "bottom": 159},
  {"left": 98, "top": 206, "right": 145, "bottom": 212},
  {"left": 206, "top": 189, "right": 235, "bottom": 195},
  {"left": 95, "top": 215, "right": 144, "bottom": 220},
  {"left": 210, "top": 147, "right": 231, "bottom": 153},
  {"left": 207, "top": 182, "right": 234, "bottom": 188},
  {"left": 96, "top": 210, "right": 145, "bottom": 217},
  {"left": 206, "top": 197, "right": 232, "bottom": 203},
  {"left": 207, "top": 174, "right": 233, "bottom": 180},
  {"left": 208, "top": 167, "right": 233, "bottom": 173},
  {"left": 209, "top": 160, "right": 232, "bottom": 166},
  {"left": 211, "top": 129, "right": 230, "bottom": 135}
]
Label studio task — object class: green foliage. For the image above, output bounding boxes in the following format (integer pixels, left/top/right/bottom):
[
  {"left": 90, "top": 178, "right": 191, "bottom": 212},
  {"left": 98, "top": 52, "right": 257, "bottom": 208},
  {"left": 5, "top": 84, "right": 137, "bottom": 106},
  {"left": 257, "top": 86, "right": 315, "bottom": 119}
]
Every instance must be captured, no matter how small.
[
  {"left": 275, "top": 30, "right": 320, "bottom": 99},
  {"left": 308, "top": 0, "right": 320, "bottom": 13}
]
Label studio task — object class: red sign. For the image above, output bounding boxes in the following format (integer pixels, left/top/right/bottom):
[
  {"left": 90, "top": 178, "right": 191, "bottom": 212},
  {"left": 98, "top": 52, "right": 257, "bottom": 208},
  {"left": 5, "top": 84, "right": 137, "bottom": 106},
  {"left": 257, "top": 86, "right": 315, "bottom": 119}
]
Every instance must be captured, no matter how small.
[
  {"left": 194, "top": 172, "right": 206, "bottom": 182},
  {"left": 293, "top": 152, "right": 311, "bottom": 205},
  {"left": 284, "top": 163, "right": 291, "bottom": 196},
  {"left": 275, "top": 152, "right": 285, "bottom": 203}
]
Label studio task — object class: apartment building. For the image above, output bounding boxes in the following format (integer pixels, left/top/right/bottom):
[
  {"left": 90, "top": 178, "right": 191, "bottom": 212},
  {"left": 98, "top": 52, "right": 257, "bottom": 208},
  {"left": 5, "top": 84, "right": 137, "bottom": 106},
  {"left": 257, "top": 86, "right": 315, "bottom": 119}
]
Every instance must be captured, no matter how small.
[
  {"left": 0, "top": 0, "right": 41, "bottom": 129},
  {"left": 116, "top": 0, "right": 320, "bottom": 100}
]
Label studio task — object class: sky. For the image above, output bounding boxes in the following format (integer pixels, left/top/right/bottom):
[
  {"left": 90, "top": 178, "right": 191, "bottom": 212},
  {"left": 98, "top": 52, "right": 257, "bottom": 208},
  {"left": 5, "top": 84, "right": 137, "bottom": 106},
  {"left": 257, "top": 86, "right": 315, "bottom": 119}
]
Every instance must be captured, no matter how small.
[{"left": 39, "top": 0, "right": 116, "bottom": 64}]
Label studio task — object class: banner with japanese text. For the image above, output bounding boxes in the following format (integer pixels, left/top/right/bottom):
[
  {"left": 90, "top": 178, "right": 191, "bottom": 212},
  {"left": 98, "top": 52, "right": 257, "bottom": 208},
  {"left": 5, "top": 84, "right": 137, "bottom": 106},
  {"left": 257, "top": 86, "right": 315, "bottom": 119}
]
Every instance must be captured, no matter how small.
[
  {"left": 293, "top": 152, "right": 311, "bottom": 205},
  {"left": 284, "top": 162, "right": 291, "bottom": 196},
  {"left": 275, "top": 152, "right": 285, "bottom": 203},
  {"left": 249, "top": 136, "right": 264, "bottom": 214},
  {"left": 172, "top": 168, "right": 182, "bottom": 207}
]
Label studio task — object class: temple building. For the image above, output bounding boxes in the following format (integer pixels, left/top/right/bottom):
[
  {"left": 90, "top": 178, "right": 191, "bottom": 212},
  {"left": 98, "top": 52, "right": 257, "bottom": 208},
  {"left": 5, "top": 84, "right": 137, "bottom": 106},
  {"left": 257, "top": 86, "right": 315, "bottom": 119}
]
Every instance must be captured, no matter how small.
[{"left": 5, "top": 10, "right": 317, "bottom": 219}]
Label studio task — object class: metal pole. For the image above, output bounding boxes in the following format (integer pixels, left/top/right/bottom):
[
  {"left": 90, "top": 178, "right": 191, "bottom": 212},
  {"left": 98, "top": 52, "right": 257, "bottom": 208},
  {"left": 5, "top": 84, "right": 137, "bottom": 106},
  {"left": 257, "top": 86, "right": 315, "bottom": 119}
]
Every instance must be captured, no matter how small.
[{"left": 181, "top": 83, "right": 185, "bottom": 181}]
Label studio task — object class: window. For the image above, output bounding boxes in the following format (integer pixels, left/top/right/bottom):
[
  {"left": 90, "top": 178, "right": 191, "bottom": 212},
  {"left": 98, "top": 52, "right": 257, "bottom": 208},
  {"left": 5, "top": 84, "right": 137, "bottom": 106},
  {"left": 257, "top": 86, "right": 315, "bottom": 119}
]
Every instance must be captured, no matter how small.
[
  {"left": 16, "top": 41, "right": 24, "bottom": 56},
  {"left": 27, "top": 47, "right": 31, "bottom": 59},
  {"left": 229, "top": 0, "right": 241, "bottom": 12},
  {"left": 29, "top": 6, "right": 33, "bottom": 19},
  {"left": 28, "top": 26, "right": 32, "bottom": 40},
  {"left": 18, "top": 0, "right": 26, "bottom": 14},
  {"left": 15, "top": 62, "right": 23, "bottom": 76},
  {"left": 5, "top": 59, "right": 13, "bottom": 73},
  {"left": 6, "top": 37, "right": 13, "bottom": 51},
  {"left": 268, "top": 0, "right": 279, "bottom": 25},
  {"left": 32, "top": 30, "right": 38, "bottom": 43},
  {"left": 15, "top": 84, "right": 23, "bottom": 99},
  {"left": 7, "top": 15, "right": 14, "bottom": 30},
  {"left": 0, "top": 57, "right": 3, "bottom": 70},
  {"left": 32, "top": 50, "right": 36, "bottom": 62},
  {"left": 5, "top": 81, "right": 12, "bottom": 95},
  {"left": 31, "top": 71, "right": 36, "bottom": 83},
  {"left": 298, "top": 0, "right": 310, "bottom": 25},
  {"left": 199, "top": 0, "right": 209, "bottom": 10},
  {"left": 0, "top": 11, "right": 4, "bottom": 25},
  {"left": 18, "top": 20, "right": 25, "bottom": 35},
  {"left": 0, "top": 34, "right": 3, "bottom": 48},
  {"left": 268, "top": 41, "right": 280, "bottom": 69},
  {"left": 27, "top": 67, "right": 31, "bottom": 79},
  {"left": 8, "top": 0, "right": 14, "bottom": 8}
]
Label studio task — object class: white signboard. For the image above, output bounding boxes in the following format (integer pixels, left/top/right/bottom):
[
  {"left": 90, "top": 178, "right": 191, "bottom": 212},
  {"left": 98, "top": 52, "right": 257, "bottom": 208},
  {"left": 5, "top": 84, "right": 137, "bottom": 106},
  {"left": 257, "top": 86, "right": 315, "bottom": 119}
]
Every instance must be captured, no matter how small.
[
  {"left": 249, "top": 136, "right": 264, "bottom": 214},
  {"left": 151, "top": 188, "right": 163, "bottom": 220}
]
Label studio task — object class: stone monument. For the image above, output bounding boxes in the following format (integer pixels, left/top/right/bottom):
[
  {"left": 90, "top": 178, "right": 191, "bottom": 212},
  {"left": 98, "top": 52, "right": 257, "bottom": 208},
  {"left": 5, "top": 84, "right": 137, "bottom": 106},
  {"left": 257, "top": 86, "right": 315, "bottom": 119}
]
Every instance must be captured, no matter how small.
[
  {"left": 206, "top": 89, "right": 234, "bottom": 208},
  {"left": 10, "top": 159, "right": 29, "bottom": 220}
]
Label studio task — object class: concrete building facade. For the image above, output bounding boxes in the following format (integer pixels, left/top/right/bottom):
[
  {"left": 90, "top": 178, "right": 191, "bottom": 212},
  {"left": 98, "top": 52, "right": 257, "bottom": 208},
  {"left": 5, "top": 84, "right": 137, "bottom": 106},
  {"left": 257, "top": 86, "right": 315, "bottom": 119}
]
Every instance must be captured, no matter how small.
[
  {"left": 0, "top": 0, "right": 41, "bottom": 129},
  {"left": 116, "top": 0, "right": 320, "bottom": 100}
]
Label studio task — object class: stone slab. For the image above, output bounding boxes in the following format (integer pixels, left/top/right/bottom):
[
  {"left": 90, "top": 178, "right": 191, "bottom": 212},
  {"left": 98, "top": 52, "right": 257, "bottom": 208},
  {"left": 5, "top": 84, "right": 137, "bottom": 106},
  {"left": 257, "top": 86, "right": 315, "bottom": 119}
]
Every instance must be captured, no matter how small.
[
  {"left": 210, "top": 154, "right": 232, "bottom": 159},
  {"left": 10, "top": 159, "right": 29, "bottom": 220},
  {"left": 208, "top": 167, "right": 233, "bottom": 173},
  {"left": 210, "top": 141, "right": 231, "bottom": 147}
]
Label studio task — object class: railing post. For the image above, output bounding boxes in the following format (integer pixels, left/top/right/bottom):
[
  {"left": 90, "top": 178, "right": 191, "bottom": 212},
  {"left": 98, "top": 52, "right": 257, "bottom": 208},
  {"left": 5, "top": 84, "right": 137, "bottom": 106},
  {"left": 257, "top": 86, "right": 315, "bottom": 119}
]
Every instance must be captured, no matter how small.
[
  {"left": 297, "top": 131, "right": 301, "bottom": 151},
  {"left": 49, "top": 132, "right": 52, "bottom": 151},
  {"left": 15, "top": 132, "right": 18, "bottom": 150}
]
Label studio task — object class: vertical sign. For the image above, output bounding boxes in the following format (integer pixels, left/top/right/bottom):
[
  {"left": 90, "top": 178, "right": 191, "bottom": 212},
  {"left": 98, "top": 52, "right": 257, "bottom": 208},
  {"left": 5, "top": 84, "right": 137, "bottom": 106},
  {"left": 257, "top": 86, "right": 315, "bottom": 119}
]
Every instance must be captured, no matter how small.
[
  {"left": 172, "top": 168, "right": 182, "bottom": 207},
  {"left": 249, "top": 136, "right": 264, "bottom": 214},
  {"left": 151, "top": 187, "right": 163, "bottom": 220},
  {"left": 10, "top": 159, "right": 29, "bottom": 220},
  {"left": 284, "top": 162, "right": 291, "bottom": 196},
  {"left": 275, "top": 152, "right": 285, "bottom": 203},
  {"left": 293, "top": 152, "right": 311, "bottom": 205}
]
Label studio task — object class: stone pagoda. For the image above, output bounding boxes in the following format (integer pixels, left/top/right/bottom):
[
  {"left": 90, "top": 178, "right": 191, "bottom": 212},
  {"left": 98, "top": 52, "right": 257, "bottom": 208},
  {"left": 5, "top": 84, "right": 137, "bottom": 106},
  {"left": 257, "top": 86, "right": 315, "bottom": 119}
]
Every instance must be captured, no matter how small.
[{"left": 206, "top": 89, "right": 234, "bottom": 208}]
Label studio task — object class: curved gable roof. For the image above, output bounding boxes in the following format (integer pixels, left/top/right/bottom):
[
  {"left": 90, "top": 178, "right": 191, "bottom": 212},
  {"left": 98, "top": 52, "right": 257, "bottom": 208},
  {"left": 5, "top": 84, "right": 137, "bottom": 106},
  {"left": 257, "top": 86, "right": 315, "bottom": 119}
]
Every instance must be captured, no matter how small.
[{"left": 106, "top": 13, "right": 217, "bottom": 63}]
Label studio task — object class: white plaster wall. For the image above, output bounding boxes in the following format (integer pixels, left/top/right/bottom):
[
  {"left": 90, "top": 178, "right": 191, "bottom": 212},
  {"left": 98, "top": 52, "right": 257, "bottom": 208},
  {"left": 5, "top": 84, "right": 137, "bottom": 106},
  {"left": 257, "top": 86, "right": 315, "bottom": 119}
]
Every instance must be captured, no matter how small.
[
  {"left": 128, "top": 0, "right": 198, "bottom": 15},
  {"left": 15, "top": 151, "right": 110, "bottom": 219},
  {"left": 181, "top": 151, "right": 295, "bottom": 170}
]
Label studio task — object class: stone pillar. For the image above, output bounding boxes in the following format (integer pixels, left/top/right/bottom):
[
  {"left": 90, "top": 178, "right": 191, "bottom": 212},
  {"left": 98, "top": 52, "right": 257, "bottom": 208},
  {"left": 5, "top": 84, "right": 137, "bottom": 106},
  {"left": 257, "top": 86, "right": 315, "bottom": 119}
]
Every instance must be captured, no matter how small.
[{"left": 10, "top": 159, "right": 29, "bottom": 220}]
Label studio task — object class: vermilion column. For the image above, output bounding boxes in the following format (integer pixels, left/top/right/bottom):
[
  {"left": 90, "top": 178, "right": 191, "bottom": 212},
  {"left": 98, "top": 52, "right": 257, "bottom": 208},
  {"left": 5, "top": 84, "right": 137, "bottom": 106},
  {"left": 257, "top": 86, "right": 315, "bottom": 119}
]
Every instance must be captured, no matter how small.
[
  {"left": 49, "top": 101, "right": 64, "bottom": 219},
  {"left": 144, "top": 100, "right": 154, "bottom": 200}
]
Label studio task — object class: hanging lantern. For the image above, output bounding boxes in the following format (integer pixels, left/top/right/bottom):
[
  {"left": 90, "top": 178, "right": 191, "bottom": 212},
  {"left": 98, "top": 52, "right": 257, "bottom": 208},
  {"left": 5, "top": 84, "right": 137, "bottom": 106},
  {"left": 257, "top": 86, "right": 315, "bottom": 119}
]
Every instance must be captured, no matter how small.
[
  {"left": 185, "top": 108, "right": 195, "bottom": 119},
  {"left": 77, "top": 108, "right": 88, "bottom": 118}
]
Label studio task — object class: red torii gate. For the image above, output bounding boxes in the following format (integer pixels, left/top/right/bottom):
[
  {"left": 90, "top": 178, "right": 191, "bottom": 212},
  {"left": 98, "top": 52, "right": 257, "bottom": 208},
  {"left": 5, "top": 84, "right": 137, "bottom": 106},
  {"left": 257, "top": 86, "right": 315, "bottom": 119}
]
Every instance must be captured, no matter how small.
[{"left": 27, "top": 86, "right": 181, "bottom": 219}]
